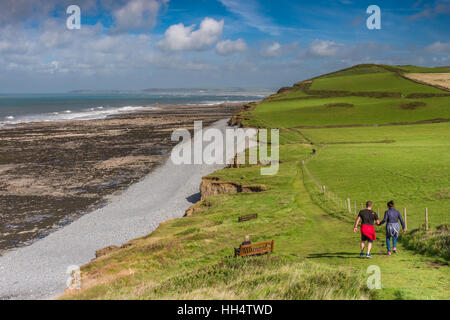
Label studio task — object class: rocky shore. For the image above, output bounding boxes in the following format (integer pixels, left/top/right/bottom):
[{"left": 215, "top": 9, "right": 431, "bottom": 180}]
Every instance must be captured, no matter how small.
[{"left": 0, "top": 103, "right": 243, "bottom": 253}]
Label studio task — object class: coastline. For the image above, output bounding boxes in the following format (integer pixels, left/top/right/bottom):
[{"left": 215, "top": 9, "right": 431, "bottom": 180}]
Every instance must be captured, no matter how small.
[
  {"left": 0, "top": 116, "right": 247, "bottom": 300},
  {"left": 0, "top": 103, "right": 243, "bottom": 253}
]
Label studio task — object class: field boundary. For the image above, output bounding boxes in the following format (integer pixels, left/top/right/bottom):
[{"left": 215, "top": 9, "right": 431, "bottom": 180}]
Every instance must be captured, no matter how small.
[{"left": 293, "top": 118, "right": 450, "bottom": 129}]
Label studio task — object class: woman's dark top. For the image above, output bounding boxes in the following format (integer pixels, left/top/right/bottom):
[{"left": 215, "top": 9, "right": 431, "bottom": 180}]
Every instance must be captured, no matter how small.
[{"left": 379, "top": 208, "right": 405, "bottom": 229}]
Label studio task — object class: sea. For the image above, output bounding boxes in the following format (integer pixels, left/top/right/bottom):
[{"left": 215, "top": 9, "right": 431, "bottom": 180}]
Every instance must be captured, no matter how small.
[{"left": 0, "top": 89, "right": 272, "bottom": 127}]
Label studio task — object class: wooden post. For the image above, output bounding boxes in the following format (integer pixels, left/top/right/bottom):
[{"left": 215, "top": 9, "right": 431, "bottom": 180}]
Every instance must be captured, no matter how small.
[
  {"left": 347, "top": 198, "right": 351, "bottom": 213},
  {"left": 322, "top": 186, "right": 326, "bottom": 195},
  {"left": 404, "top": 208, "right": 407, "bottom": 231},
  {"left": 425, "top": 208, "right": 429, "bottom": 230}
]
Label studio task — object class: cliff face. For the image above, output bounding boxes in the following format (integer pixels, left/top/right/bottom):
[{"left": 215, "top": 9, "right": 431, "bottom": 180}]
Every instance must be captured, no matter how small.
[
  {"left": 184, "top": 177, "right": 267, "bottom": 217},
  {"left": 200, "top": 177, "right": 267, "bottom": 201},
  {"left": 228, "top": 103, "right": 258, "bottom": 127}
]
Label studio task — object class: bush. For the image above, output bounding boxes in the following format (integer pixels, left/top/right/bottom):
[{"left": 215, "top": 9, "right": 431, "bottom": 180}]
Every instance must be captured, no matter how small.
[
  {"left": 400, "top": 101, "right": 427, "bottom": 110},
  {"left": 402, "top": 224, "right": 450, "bottom": 261},
  {"left": 144, "top": 258, "right": 376, "bottom": 300}
]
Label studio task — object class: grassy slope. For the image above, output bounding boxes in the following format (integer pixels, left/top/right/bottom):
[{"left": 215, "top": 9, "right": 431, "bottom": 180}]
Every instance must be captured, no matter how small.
[
  {"left": 64, "top": 65, "right": 450, "bottom": 300},
  {"left": 302, "top": 123, "right": 450, "bottom": 229},
  {"left": 310, "top": 71, "right": 445, "bottom": 94},
  {"left": 254, "top": 96, "right": 450, "bottom": 127}
]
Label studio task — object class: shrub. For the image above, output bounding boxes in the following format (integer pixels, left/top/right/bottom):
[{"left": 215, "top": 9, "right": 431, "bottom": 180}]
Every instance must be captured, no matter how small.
[
  {"left": 400, "top": 101, "right": 427, "bottom": 110},
  {"left": 402, "top": 224, "right": 450, "bottom": 261},
  {"left": 144, "top": 258, "right": 376, "bottom": 300}
]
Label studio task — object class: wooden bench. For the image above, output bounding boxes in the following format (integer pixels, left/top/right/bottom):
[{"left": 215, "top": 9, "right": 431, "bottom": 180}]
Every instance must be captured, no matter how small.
[
  {"left": 238, "top": 213, "right": 258, "bottom": 223},
  {"left": 234, "top": 240, "right": 274, "bottom": 258}
]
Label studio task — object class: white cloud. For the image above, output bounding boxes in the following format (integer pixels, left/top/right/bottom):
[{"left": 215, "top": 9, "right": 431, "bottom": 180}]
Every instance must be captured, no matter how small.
[
  {"left": 112, "top": 0, "right": 168, "bottom": 32},
  {"left": 307, "top": 39, "right": 342, "bottom": 57},
  {"left": 158, "top": 17, "right": 224, "bottom": 51},
  {"left": 425, "top": 41, "right": 450, "bottom": 54},
  {"left": 216, "top": 39, "right": 247, "bottom": 56},
  {"left": 260, "top": 42, "right": 297, "bottom": 58},
  {"left": 262, "top": 42, "right": 281, "bottom": 57}
]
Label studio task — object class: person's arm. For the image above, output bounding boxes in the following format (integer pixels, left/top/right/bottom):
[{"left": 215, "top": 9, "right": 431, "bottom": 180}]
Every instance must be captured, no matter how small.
[
  {"left": 354, "top": 216, "right": 361, "bottom": 233},
  {"left": 378, "top": 211, "right": 387, "bottom": 226},
  {"left": 398, "top": 211, "right": 406, "bottom": 232}
]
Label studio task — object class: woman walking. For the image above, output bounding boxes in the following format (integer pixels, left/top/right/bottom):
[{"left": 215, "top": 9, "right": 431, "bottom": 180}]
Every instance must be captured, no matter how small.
[{"left": 379, "top": 201, "right": 406, "bottom": 255}]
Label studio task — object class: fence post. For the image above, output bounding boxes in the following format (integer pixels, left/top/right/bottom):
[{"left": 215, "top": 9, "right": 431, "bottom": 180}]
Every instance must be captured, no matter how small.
[
  {"left": 425, "top": 208, "right": 429, "bottom": 230},
  {"left": 347, "top": 198, "right": 351, "bottom": 213},
  {"left": 404, "top": 208, "right": 407, "bottom": 231},
  {"left": 322, "top": 186, "right": 326, "bottom": 195}
]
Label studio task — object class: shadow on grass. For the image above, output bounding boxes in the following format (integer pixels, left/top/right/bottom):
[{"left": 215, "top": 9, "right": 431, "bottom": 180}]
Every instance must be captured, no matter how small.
[{"left": 307, "top": 252, "right": 373, "bottom": 259}]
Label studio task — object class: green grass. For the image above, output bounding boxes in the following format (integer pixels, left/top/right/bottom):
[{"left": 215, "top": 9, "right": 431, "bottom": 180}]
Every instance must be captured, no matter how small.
[
  {"left": 310, "top": 72, "right": 446, "bottom": 95},
  {"left": 65, "top": 145, "right": 449, "bottom": 300},
  {"left": 63, "top": 64, "right": 450, "bottom": 300},
  {"left": 402, "top": 225, "right": 450, "bottom": 261},
  {"left": 137, "top": 258, "right": 376, "bottom": 300},
  {"left": 318, "top": 65, "right": 389, "bottom": 79},
  {"left": 254, "top": 96, "right": 450, "bottom": 127},
  {"left": 301, "top": 123, "right": 450, "bottom": 230},
  {"left": 386, "top": 65, "right": 450, "bottom": 74}
]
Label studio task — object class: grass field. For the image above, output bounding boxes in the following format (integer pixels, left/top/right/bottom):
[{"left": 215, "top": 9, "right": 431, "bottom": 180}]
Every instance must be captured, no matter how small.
[
  {"left": 310, "top": 72, "right": 445, "bottom": 95},
  {"left": 63, "top": 64, "right": 450, "bottom": 300},
  {"left": 254, "top": 96, "right": 450, "bottom": 127},
  {"left": 301, "top": 123, "right": 450, "bottom": 230}
]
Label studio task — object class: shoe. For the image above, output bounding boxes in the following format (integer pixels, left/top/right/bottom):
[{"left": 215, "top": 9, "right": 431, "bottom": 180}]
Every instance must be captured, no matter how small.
[
  {"left": 393, "top": 247, "right": 397, "bottom": 253},
  {"left": 387, "top": 251, "right": 392, "bottom": 256},
  {"left": 360, "top": 252, "right": 365, "bottom": 258},
  {"left": 366, "top": 254, "right": 372, "bottom": 259}
]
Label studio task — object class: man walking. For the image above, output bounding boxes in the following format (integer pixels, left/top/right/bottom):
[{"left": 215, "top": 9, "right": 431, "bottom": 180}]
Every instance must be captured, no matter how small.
[{"left": 354, "top": 201, "right": 380, "bottom": 259}]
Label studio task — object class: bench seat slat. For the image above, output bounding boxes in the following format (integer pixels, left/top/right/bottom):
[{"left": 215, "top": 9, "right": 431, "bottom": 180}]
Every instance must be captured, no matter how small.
[
  {"left": 235, "top": 240, "right": 274, "bottom": 257},
  {"left": 238, "top": 214, "right": 258, "bottom": 222}
]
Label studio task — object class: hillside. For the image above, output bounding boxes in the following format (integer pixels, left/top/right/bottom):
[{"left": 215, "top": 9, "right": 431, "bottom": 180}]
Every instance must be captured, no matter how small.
[{"left": 63, "top": 64, "right": 450, "bottom": 300}]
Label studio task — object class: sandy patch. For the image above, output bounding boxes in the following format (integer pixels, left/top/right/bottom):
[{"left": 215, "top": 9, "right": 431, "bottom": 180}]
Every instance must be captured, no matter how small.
[
  {"left": 405, "top": 73, "right": 450, "bottom": 90},
  {"left": 94, "top": 156, "right": 158, "bottom": 170}
]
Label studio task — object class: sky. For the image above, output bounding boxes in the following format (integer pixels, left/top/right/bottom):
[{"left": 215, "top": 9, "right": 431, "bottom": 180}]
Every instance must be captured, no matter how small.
[{"left": 0, "top": 0, "right": 449, "bottom": 93}]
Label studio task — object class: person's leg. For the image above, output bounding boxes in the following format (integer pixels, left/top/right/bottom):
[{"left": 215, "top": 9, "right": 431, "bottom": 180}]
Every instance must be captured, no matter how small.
[
  {"left": 367, "top": 241, "right": 373, "bottom": 255},
  {"left": 393, "top": 236, "right": 398, "bottom": 252},
  {"left": 359, "top": 241, "right": 366, "bottom": 258},
  {"left": 386, "top": 235, "right": 391, "bottom": 252}
]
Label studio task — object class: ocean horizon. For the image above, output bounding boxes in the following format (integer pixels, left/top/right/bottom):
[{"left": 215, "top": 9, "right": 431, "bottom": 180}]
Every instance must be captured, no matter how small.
[{"left": 0, "top": 89, "right": 272, "bottom": 126}]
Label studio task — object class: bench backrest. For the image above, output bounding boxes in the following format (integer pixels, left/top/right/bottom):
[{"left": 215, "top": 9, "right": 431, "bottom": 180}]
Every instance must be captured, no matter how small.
[
  {"left": 238, "top": 213, "right": 258, "bottom": 222},
  {"left": 239, "top": 240, "right": 274, "bottom": 257}
]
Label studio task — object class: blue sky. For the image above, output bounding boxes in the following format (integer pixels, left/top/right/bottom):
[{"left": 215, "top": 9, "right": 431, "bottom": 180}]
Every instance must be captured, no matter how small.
[{"left": 0, "top": 0, "right": 449, "bottom": 93}]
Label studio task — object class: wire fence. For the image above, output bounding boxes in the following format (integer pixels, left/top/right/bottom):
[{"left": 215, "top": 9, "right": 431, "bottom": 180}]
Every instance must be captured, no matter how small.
[{"left": 302, "top": 149, "right": 432, "bottom": 231}]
